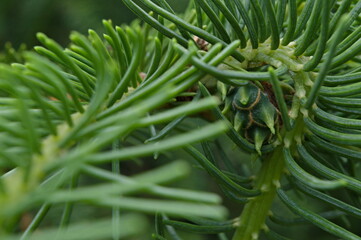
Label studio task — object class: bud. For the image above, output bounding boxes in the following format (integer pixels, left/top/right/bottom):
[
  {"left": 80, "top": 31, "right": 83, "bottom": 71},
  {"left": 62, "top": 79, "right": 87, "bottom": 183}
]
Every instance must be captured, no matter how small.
[
  {"left": 251, "top": 94, "right": 278, "bottom": 134},
  {"left": 232, "top": 83, "right": 260, "bottom": 110},
  {"left": 234, "top": 110, "right": 249, "bottom": 132},
  {"left": 249, "top": 127, "right": 270, "bottom": 155},
  {"left": 219, "top": 82, "right": 282, "bottom": 154}
]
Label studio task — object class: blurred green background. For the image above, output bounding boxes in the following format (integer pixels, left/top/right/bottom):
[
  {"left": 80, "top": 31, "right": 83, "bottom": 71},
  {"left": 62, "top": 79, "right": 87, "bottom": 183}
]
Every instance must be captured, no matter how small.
[{"left": 0, "top": 0, "right": 189, "bottom": 48}]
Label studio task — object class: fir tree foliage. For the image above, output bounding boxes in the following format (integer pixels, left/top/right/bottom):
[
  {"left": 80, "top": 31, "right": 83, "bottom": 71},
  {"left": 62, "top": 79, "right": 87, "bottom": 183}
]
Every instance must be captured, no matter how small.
[{"left": 1, "top": 0, "right": 361, "bottom": 240}]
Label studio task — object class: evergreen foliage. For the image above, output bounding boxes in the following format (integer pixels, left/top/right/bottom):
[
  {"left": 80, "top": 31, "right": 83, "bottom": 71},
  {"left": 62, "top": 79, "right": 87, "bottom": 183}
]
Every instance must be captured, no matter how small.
[{"left": 1, "top": 0, "right": 361, "bottom": 239}]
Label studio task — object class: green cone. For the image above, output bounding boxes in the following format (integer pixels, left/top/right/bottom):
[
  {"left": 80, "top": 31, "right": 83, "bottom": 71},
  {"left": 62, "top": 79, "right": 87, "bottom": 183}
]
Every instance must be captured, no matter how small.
[{"left": 225, "top": 82, "right": 282, "bottom": 154}]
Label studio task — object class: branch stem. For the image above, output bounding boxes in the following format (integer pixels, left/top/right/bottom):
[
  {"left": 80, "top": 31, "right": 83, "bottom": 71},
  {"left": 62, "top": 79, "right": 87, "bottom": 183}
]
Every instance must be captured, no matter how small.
[
  {"left": 232, "top": 145, "right": 284, "bottom": 240},
  {"left": 232, "top": 75, "right": 306, "bottom": 240}
]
